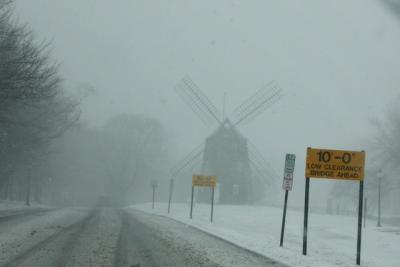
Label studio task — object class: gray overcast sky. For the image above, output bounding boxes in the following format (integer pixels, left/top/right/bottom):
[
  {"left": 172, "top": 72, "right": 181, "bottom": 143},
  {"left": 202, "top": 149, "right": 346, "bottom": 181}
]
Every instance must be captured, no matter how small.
[{"left": 13, "top": 0, "right": 400, "bottom": 203}]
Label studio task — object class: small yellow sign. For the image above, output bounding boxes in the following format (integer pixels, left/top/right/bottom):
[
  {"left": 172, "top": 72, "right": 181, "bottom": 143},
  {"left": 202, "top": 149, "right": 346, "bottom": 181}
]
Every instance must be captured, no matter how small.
[
  {"left": 192, "top": 175, "right": 217, "bottom": 187},
  {"left": 305, "top": 148, "right": 365, "bottom": 181}
]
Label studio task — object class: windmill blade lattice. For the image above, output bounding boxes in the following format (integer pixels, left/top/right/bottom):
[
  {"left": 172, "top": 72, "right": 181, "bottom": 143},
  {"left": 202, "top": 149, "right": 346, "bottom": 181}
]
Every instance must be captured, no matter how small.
[
  {"left": 248, "top": 141, "right": 279, "bottom": 186},
  {"left": 176, "top": 76, "right": 222, "bottom": 126},
  {"left": 170, "top": 142, "right": 204, "bottom": 177},
  {"left": 232, "top": 81, "right": 283, "bottom": 126}
]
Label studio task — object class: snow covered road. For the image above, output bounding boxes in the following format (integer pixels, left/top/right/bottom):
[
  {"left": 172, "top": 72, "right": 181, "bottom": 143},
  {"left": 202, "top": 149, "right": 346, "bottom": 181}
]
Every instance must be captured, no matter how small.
[
  {"left": 0, "top": 207, "right": 285, "bottom": 267},
  {"left": 117, "top": 210, "right": 286, "bottom": 267}
]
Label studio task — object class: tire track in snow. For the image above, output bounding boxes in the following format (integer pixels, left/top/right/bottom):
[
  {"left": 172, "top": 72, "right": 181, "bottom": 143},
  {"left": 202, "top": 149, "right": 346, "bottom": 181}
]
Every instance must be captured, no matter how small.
[
  {"left": 2, "top": 208, "right": 97, "bottom": 267},
  {"left": 114, "top": 210, "right": 158, "bottom": 267}
]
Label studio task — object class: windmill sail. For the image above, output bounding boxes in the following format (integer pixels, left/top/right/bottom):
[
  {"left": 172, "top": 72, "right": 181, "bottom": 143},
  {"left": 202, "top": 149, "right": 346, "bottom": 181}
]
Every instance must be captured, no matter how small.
[
  {"left": 248, "top": 141, "right": 278, "bottom": 185},
  {"left": 176, "top": 75, "right": 222, "bottom": 126},
  {"left": 170, "top": 142, "right": 204, "bottom": 177},
  {"left": 172, "top": 76, "right": 282, "bottom": 204},
  {"left": 232, "top": 81, "right": 283, "bottom": 126}
]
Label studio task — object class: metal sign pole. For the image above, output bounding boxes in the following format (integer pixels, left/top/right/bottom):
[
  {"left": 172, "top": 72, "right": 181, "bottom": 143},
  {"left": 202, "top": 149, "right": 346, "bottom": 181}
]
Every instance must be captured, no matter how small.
[
  {"left": 356, "top": 181, "right": 364, "bottom": 265},
  {"left": 190, "top": 186, "right": 194, "bottom": 219},
  {"left": 211, "top": 186, "right": 215, "bottom": 223},
  {"left": 152, "top": 186, "right": 155, "bottom": 209},
  {"left": 280, "top": 153, "right": 295, "bottom": 247},
  {"left": 363, "top": 198, "right": 367, "bottom": 228},
  {"left": 377, "top": 172, "right": 382, "bottom": 227},
  {"left": 280, "top": 190, "right": 289, "bottom": 246},
  {"left": 168, "top": 179, "right": 174, "bottom": 214},
  {"left": 303, "top": 177, "right": 310, "bottom": 255}
]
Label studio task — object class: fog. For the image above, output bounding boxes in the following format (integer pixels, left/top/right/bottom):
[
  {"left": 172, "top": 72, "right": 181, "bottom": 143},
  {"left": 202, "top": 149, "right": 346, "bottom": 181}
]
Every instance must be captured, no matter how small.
[{"left": 10, "top": 0, "right": 400, "bottom": 212}]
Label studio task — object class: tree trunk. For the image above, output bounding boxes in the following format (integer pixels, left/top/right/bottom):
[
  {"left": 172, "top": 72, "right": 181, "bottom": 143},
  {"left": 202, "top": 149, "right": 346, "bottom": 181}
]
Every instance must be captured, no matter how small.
[
  {"left": 25, "top": 167, "right": 31, "bottom": 206},
  {"left": 4, "top": 178, "right": 10, "bottom": 200},
  {"left": 33, "top": 183, "right": 42, "bottom": 204}
]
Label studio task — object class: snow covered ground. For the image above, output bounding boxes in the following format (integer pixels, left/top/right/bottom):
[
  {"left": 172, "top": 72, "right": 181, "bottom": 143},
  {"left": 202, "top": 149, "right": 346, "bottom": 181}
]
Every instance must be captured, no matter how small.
[{"left": 131, "top": 202, "right": 400, "bottom": 267}]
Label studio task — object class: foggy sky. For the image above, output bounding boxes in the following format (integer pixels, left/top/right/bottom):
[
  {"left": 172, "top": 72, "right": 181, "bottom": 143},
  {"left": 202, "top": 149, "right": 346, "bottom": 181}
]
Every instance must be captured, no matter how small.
[{"left": 13, "top": 0, "right": 400, "bottom": 205}]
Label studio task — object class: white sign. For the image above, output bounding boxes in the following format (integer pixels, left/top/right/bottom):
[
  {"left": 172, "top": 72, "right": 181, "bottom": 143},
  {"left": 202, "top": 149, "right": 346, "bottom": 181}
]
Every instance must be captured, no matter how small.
[{"left": 282, "top": 154, "right": 296, "bottom": 191}]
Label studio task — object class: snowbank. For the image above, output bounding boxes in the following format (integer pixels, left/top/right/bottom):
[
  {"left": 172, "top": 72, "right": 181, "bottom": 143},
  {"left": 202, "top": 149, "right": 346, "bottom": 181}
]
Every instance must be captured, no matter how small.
[
  {"left": 130, "top": 202, "right": 400, "bottom": 267},
  {"left": 0, "top": 200, "right": 50, "bottom": 212}
]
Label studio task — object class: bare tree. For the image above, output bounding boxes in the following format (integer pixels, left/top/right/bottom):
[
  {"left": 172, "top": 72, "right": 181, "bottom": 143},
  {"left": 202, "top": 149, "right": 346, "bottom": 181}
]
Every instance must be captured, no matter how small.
[
  {"left": 100, "top": 114, "right": 168, "bottom": 205},
  {"left": 0, "top": 1, "right": 80, "bottom": 204},
  {"left": 366, "top": 97, "right": 400, "bottom": 214}
]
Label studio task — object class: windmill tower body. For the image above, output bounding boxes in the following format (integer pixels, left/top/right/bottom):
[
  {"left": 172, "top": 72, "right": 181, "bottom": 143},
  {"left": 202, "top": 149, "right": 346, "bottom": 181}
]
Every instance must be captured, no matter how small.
[{"left": 201, "top": 119, "right": 252, "bottom": 204}]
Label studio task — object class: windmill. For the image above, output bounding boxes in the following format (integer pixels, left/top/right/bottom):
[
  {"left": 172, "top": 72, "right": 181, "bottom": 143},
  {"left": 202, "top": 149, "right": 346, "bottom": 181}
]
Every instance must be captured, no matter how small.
[{"left": 172, "top": 76, "right": 282, "bottom": 204}]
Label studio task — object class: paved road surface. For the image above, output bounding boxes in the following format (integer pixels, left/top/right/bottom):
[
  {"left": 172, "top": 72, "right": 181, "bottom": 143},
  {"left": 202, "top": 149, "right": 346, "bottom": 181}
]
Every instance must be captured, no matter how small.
[{"left": 0, "top": 208, "right": 287, "bottom": 267}]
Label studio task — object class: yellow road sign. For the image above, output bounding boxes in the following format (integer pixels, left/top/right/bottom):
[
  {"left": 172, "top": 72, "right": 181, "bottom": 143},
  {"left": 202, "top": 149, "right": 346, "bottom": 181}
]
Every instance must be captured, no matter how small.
[
  {"left": 305, "top": 148, "right": 365, "bottom": 180},
  {"left": 192, "top": 175, "right": 217, "bottom": 187}
]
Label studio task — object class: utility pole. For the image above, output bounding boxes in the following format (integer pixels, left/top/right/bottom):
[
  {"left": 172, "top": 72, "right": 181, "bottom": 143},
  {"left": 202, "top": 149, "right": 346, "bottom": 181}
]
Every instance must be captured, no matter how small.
[
  {"left": 151, "top": 180, "right": 158, "bottom": 209},
  {"left": 377, "top": 170, "right": 383, "bottom": 227}
]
